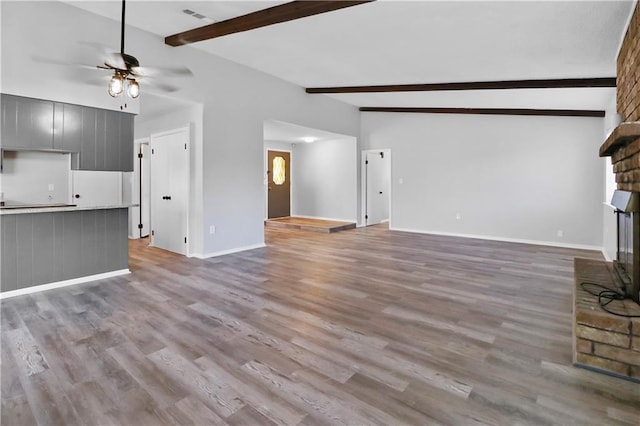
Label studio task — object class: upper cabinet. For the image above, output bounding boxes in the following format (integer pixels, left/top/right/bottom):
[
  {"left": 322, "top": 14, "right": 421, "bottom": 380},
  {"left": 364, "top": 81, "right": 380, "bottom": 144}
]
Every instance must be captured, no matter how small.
[
  {"left": 1, "top": 94, "right": 133, "bottom": 172},
  {"left": 2, "top": 95, "right": 54, "bottom": 150}
]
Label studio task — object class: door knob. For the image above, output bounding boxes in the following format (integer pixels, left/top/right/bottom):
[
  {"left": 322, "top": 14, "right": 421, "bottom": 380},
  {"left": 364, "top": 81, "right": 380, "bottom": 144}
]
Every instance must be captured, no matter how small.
[
  {"left": 379, "top": 191, "right": 383, "bottom": 194},
  {"left": 74, "top": 194, "right": 80, "bottom": 199}
]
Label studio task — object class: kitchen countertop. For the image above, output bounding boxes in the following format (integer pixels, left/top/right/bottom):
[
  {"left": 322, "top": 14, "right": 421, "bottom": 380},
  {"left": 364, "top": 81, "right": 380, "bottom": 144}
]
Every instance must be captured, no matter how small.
[{"left": 0, "top": 204, "right": 139, "bottom": 215}]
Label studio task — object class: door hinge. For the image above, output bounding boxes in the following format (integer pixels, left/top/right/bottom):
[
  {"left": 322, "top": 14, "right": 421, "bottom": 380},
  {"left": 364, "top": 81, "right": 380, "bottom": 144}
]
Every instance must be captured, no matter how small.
[
  {"left": 151, "top": 230, "right": 154, "bottom": 236},
  {"left": 137, "top": 153, "right": 143, "bottom": 159},
  {"left": 138, "top": 223, "right": 143, "bottom": 229},
  {"left": 365, "top": 215, "right": 368, "bottom": 220},
  {"left": 185, "top": 144, "right": 187, "bottom": 150},
  {"left": 380, "top": 152, "right": 384, "bottom": 158},
  {"left": 151, "top": 149, "right": 154, "bottom": 154},
  {"left": 184, "top": 237, "right": 187, "bottom": 244},
  {"left": 365, "top": 160, "right": 368, "bottom": 165}
]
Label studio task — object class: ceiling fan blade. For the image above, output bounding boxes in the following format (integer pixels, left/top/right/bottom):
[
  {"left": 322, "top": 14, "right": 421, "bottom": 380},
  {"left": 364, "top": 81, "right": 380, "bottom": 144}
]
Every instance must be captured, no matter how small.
[
  {"left": 141, "top": 79, "right": 180, "bottom": 93},
  {"left": 130, "top": 65, "right": 193, "bottom": 78},
  {"left": 32, "top": 55, "right": 99, "bottom": 71}
]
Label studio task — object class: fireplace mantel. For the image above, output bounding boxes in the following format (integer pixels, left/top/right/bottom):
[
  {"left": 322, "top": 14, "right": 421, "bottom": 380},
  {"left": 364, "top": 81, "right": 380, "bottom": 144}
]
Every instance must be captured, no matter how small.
[{"left": 599, "top": 121, "right": 640, "bottom": 157}]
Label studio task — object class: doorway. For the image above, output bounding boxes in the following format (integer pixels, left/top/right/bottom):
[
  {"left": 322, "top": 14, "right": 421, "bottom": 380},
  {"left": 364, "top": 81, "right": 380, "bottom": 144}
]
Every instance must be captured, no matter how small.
[
  {"left": 149, "top": 127, "right": 189, "bottom": 255},
  {"left": 363, "top": 150, "right": 391, "bottom": 226},
  {"left": 267, "top": 150, "right": 291, "bottom": 219}
]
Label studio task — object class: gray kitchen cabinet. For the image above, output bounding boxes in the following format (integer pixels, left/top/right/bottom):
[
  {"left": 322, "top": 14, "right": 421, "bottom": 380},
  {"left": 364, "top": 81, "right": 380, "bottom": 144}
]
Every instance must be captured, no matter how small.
[
  {"left": 1, "top": 94, "right": 134, "bottom": 171},
  {"left": 119, "top": 113, "right": 134, "bottom": 171},
  {"left": 1, "top": 95, "right": 19, "bottom": 148},
  {"left": 1, "top": 94, "right": 54, "bottom": 150},
  {"left": 77, "top": 107, "right": 133, "bottom": 172},
  {"left": 53, "top": 102, "right": 82, "bottom": 152},
  {"left": 79, "top": 106, "right": 97, "bottom": 170},
  {"left": 104, "top": 110, "right": 121, "bottom": 171},
  {"left": 0, "top": 208, "right": 129, "bottom": 292}
]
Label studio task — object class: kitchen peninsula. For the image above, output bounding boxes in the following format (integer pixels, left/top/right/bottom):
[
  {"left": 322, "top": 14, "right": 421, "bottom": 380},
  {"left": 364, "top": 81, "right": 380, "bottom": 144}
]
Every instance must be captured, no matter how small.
[{"left": 0, "top": 94, "right": 135, "bottom": 297}]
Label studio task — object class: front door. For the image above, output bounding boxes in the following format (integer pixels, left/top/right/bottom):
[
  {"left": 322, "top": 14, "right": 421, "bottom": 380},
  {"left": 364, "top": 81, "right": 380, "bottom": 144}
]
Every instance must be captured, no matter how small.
[
  {"left": 150, "top": 128, "right": 189, "bottom": 255},
  {"left": 267, "top": 150, "right": 291, "bottom": 219}
]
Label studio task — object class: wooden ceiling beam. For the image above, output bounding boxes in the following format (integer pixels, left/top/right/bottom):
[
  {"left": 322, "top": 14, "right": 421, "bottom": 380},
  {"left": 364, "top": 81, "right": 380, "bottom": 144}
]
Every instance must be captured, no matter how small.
[
  {"left": 306, "top": 78, "right": 616, "bottom": 93},
  {"left": 165, "top": 1, "right": 374, "bottom": 47},
  {"left": 358, "top": 107, "right": 606, "bottom": 118}
]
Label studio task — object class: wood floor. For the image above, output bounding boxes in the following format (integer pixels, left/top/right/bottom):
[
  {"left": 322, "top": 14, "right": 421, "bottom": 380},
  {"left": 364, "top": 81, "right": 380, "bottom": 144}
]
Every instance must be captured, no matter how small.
[
  {"left": 2, "top": 225, "right": 639, "bottom": 425},
  {"left": 265, "top": 217, "right": 357, "bottom": 233}
]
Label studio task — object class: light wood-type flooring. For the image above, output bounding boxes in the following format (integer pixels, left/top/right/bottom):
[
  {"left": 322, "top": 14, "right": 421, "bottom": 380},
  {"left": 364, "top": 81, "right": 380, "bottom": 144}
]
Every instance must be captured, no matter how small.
[
  {"left": 2, "top": 225, "right": 639, "bottom": 425},
  {"left": 265, "top": 217, "right": 356, "bottom": 233}
]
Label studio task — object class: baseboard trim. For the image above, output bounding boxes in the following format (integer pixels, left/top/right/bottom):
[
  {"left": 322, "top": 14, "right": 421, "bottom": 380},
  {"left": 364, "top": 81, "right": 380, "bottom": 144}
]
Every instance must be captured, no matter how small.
[
  {"left": 0, "top": 269, "right": 131, "bottom": 300},
  {"left": 192, "top": 243, "right": 266, "bottom": 259},
  {"left": 389, "top": 227, "right": 604, "bottom": 252}
]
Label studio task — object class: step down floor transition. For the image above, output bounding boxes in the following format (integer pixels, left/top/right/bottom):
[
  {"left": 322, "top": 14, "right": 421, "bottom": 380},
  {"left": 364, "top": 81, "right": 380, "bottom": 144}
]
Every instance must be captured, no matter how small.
[{"left": 265, "top": 217, "right": 356, "bottom": 233}]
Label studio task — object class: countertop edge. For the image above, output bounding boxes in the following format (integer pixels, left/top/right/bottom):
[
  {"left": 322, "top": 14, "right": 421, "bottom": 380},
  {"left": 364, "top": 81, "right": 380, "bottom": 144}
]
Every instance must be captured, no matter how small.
[{"left": 0, "top": 204, "right": 140, "bottom": 215}]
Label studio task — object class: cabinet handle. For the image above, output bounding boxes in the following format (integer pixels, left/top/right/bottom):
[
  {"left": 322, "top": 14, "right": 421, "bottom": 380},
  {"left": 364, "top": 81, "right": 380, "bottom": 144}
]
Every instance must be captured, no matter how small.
[{"left": 75, "top": 194, "right": 80, "bottom": 199}]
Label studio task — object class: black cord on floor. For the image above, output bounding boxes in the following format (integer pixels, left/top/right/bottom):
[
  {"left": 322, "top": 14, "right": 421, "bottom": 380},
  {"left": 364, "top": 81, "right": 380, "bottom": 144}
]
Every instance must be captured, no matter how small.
[{"left": 580, "top": 281, "right": 640, "bottom": 318}]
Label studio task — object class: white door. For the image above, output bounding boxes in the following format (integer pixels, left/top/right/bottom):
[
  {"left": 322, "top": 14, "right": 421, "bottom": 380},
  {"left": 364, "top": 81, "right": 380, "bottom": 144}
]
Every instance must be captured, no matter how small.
[
  {"left": 365, "top": 150, "right": 390, "bottom": 225},
  {"left": 150, "top": 128, "right": 189, "bottom": 255},
  {"left": 140, "top": 143, "right": 150, "bottom": 238}
]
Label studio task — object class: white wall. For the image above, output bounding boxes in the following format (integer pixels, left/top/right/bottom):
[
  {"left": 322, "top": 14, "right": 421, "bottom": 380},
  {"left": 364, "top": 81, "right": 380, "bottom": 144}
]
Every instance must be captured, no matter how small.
[
  {"left": 2, "top": 1, "right": 360, "bottom": 258},
  {"left": 602, "top": 93, "right": 620, "bottom": 260},
  {"left": 135, "top": 103, "right": 204, "bottom": 252},
  {"left": 361, "top": 112, "right": 605, "bottom": 248},
  {"left": 0, "top": 151, "right": 70, "bottom": 204},
  {"left": 292, "top": 139, "right": 358, "bottom": 222}
]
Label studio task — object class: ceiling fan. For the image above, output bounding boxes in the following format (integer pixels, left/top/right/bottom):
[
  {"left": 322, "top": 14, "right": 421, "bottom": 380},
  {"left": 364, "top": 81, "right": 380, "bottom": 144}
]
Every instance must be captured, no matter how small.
[{"left": 96, "top": 0, "right": 192, "bottom": 99}]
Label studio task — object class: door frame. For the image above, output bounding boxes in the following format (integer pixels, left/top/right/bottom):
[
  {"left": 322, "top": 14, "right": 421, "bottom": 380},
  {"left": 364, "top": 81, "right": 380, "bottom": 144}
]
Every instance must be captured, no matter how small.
[
  {"left": 361, "top": 149, "right": 391, "bottom": 226},
  {"left": 149, "top": 126, "right": 191, "bottom": 256},
  {"left": 138, "top": 141, "right": 150, "bottom": 238},
  {"left": 264, "top": 148, "right": 293, "bottom": 220}
]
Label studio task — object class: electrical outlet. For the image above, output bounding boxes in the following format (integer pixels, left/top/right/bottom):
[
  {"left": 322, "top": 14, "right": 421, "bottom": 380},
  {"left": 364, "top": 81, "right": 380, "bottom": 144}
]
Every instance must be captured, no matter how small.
[
  {"left": 48, "top": 184, "right": 54, "bottom": 191},
  {"left": 210, "top": 225, "right": 216, "bottom": 234},
  {"left": 455, "top": 213, "right": 462, "bottom": 220},
  {"left": 557, "top": 230, "right": 564, "bottom": 237}
]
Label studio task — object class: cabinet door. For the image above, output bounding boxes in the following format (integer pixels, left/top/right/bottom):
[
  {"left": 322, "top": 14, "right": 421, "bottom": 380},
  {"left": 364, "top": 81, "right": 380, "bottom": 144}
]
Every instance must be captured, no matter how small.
[
  {"left": 119, "top": 113, "right": 134, "bottom": 171},
  {"left": 104, "top": 110, "right": 120, "bottom": 171},
  {"left": 1, "top": 95, "right": 53, "bottom": 149},
  {"left": 54, "top": 103, "right": 82, "bottom": 152},
  {"left": 1, "top": 94, "right": 19, "bottom": 148},
  {"left": 26, "top": 98, "right": 54, "bottom": 150},
  {"left": 95, "top": 109, "right": 107, "bottom": 170},
  {"left": 80, "top": 106, "right": 97, "bottom": 170}
]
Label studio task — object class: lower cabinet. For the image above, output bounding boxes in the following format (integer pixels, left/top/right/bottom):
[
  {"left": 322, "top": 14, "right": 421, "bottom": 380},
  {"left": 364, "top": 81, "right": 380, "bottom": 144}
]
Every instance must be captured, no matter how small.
[{"left": 0, "top": 208, "right": 129, "bottom": 292}]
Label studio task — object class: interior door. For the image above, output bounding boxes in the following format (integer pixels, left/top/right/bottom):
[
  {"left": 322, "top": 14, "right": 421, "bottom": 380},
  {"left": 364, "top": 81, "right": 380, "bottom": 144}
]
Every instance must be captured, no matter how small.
[
  {"left": 365, "top": 150, "right": 390, "bottom": 225},
  {"left": 150, "top": 129, "right": 189, "bottom": 255},
  {"left": 140, "top": 143, "right": 150, "bottom": 238},
  {"left": 267, "top": 150, "right": 291, "bottom": 219}
]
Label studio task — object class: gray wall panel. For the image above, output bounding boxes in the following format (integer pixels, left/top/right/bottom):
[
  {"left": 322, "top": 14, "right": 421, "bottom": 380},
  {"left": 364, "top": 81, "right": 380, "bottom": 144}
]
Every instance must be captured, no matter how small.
[
  {"left": 15, "top": 215, "right": 33, "bottom": 289},
  {"left": 1, "top": 216, "right": 18, "bottom": 291},
  {"left": 52, "top": 213, "right": 65, "bottom": 282},
  {"left": 81, "top": 210, "right": 98, "bottom": 277},
  {"left": 62, "top": 211, "right": 82, "bottom": 280},
  {"left": 1, "top": 208, "right": 129, "bottom": 293},
  {"left": 32, "top": 213, "right": 55, "bottom": 286}
]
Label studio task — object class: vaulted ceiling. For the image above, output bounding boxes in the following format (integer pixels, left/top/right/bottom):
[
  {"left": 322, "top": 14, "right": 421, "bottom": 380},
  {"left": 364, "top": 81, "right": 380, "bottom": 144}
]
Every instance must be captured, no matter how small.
[{"left": 66, "top": 0, "right": 636, "bottom": 113}]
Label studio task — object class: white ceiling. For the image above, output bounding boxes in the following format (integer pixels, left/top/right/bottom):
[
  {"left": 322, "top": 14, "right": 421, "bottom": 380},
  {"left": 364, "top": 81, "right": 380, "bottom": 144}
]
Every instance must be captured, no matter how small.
[
  {"left": 264, "top": 120, "right": 352, "bottom": 144},
  {"left": 65, "top": 0, "right": 635, "bottom": 111}
]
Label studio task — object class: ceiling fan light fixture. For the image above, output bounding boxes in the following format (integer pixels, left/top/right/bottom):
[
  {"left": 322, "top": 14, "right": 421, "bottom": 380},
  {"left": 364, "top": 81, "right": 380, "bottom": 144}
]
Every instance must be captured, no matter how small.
[
  {"left": 127, "top": 79, "right": 140, "bottom": 98},
  {"left": 108, "top": 72, "right": 124, "bottom": 97}
]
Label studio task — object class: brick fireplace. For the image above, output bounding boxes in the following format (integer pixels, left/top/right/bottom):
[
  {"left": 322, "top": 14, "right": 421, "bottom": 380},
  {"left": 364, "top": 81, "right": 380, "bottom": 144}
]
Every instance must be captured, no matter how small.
[{"left": 573, "top": 3, "right": 640, "bottom": 382}]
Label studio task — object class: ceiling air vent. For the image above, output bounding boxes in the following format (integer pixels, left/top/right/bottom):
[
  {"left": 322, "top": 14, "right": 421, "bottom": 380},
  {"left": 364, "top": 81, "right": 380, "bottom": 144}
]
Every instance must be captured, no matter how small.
[{"left": 182, "top": 9, "right": 215, "bottom": 23}]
